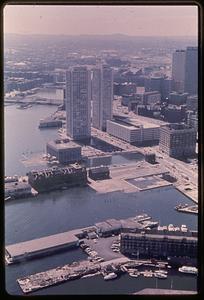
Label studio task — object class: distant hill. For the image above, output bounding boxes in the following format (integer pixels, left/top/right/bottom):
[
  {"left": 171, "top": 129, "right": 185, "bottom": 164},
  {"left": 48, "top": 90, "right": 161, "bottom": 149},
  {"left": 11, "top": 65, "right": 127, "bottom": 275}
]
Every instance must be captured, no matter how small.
[{"left": 4, "top": 33, "right": 198, "bottom": 51}]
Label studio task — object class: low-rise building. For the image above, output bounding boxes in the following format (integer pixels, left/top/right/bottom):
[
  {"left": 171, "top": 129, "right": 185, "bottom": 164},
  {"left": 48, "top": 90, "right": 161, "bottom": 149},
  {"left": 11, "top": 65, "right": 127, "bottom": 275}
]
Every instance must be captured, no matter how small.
[
  {"left": 168, "top": 92, "right": 188, "bottom": 105},
  {"left": 186, "top": 95, "right": 198, "bottom": 112},
  {"left": 107, "top": 118, "right": 160, "bottom": 145},
  {"left": 120, "top": 232, "right": 197, "bottom": 258},
  {"left": 159, "top": 123, "right": 196, "bottom": 158},
  {"left": 88, "top": 166, "right": 110, "bottom": 180},
  {"left": 46, "top": 139, "right": 82, "bottom": 164}
]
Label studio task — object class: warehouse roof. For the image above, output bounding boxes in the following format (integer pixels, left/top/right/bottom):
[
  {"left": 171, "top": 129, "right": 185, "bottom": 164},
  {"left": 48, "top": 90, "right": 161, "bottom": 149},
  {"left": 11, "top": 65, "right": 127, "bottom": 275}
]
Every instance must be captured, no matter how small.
[{"left": 6, "top": 231, "right": 79, "bottom": 258}]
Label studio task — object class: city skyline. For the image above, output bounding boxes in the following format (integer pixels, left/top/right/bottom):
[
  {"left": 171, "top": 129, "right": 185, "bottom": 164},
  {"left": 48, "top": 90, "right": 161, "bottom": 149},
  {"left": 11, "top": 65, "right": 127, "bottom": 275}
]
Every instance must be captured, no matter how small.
[
  {"left": 4, "top": 4, "right": 199, "bottom": 294},
  {"left": 4, "top": 5, "right": 198, "bottom": 37}
]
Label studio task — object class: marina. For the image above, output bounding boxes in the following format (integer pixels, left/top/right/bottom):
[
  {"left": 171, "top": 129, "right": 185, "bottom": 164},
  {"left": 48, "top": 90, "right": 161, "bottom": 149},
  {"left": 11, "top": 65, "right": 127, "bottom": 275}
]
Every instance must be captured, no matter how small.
[
  {"left": 5, "top": 104, "right": 198, "bottom": 295},
  {"left": 17, "top": 257, "right": 173, "bottom": 294}
]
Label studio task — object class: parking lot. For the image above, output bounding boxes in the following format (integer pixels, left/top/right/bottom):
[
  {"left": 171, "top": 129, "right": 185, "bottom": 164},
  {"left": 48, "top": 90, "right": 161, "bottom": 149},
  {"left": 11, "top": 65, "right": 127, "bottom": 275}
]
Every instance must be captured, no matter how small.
[{"left": 83, "top": 236, "right": 125, "bottom": 261}]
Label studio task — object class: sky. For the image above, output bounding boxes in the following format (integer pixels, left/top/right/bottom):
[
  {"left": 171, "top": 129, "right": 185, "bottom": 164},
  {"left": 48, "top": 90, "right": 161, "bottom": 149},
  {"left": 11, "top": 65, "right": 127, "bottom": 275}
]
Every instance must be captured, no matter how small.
[{"left": 4, "top": 5, "right": 198, "bottom": 37}]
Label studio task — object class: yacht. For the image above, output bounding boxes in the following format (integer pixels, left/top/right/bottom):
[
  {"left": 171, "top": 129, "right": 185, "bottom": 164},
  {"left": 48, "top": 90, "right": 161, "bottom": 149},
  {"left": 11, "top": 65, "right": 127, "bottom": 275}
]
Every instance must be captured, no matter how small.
[
  {"left": 178, "top": 266, "right": 198, "bottom": 275},
  {"left": 104, "top": 272, "right": 117, "bottom": 280}
]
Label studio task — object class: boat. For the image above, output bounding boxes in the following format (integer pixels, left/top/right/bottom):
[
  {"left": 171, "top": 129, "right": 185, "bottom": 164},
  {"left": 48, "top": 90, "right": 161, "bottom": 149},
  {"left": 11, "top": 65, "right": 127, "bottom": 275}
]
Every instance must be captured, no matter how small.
[
  {"left": 142, "top": 270, "right": 153, "bottom": 278},
  {"left": 104, "top": 272, "right": 117, "bottom": 280},
  {"left": 168, "top": 224, "right": 175, "bottom": 231},
  {"left": 129, "top": 270, "right": 140, "bottom": 278},
  {"left": 155, "top": 270, "right": 168, "bottom": 274},
  {"left": 154, "top": 272, "right": 167, "bottom": 279},
  {"left": 178, "top": 266, "right": 198, "bottom": 275},
  {"left": 180, "top": 224, "right": 188, "bottom": 232}
]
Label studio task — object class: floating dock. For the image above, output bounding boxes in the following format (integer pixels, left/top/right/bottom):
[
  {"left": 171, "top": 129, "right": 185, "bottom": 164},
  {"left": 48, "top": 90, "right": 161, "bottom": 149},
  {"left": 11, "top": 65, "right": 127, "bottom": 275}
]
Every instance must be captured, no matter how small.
[{"left": 17, "top": 260, "right": 101, "bottom": 294}]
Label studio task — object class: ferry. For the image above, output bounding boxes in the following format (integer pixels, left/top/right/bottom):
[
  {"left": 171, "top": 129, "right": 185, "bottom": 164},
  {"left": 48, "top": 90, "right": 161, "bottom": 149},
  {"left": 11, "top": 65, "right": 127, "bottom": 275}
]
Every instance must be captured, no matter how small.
[
  {"left": 104, "top": 272, "right": 117, "bottom": 280},
  {"left": 178, "top": 266, "right": 198, "bottom": 275}
]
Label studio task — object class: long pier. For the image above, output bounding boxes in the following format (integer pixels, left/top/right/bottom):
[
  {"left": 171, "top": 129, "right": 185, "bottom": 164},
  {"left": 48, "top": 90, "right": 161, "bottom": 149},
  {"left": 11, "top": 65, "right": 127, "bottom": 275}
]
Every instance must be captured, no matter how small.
[
  {"left": 17, "top": 260, "right": 101, "bottom": 294},
  {"left": 175, "top": 205, "right": 198, "bottom": 215},
  {"left": 17, "top": 257, "right": 159, "bottom": 294}
]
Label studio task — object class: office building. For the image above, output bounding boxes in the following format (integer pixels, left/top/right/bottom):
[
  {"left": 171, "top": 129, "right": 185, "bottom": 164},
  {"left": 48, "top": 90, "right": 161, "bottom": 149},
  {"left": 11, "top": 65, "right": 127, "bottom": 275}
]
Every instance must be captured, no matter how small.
[
  {"left": 65, "top": 66, "right": 91, "bottom": 140},
  {"left": 159, "top": 123, "right": 196, "bottom": 158},
  {"left": 144, "top": 76, "right": 172, "bottom": 100},
  {"left": 46, "top": 138, "right": 82, "bottom": 164},
  {"left": 186, "top": 111, "right": 198, "bottom": 132},
  {"left": 163, "top": 105, "right": 186, "bottom": 123},
  {"left": 184, "top": 47, "right": 198, "bottom": 95},
  {"left": 107, "top": 118, "right": 160, "bottom": 145},
  {"left": 186, "top": 95, "right": 198, "bottom": 112},
  {"left": 120, "top": 232, "right": 197, "bottom": 258},
  {"left": 142, "top": 91, "right": 161, "bottom": 106},
  {"left": 92, "top": 65, "right": 113, "bottom": 130},
  {"left": 114, "top": 82, "right": 137, "bottom": 96},
  {"left": 172, "top": 50, "right": 186, "bottom": 93},
  {"left": 168, "top": 92, "right": 188, "bottom": 105}
]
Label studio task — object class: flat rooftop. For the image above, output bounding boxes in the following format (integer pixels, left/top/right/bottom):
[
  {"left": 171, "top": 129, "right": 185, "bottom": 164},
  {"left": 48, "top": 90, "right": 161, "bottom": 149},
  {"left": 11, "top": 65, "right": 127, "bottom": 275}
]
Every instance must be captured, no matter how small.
[
  {"left": 6, "top": 231, "right": 79, "bottom": 258},
  {"left": 5, "top": 181, "right": 31, "bottom": 190},
  {"left": 111, "top": 117, "right": 160, "bottom": 129},
  {"left": 121, "top": 232, "right": 197, "bottom": 241},
  {"left": 161, "top": 123, "right": 195, "bottom": 131},
  {"left": 47, "top": 139, "right": 81, "bottom": 150}
]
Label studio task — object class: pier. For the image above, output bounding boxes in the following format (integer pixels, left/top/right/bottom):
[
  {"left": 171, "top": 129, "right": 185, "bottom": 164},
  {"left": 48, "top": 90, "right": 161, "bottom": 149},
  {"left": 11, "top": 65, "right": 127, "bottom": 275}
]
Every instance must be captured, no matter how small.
[
  {"left": 175, "top": 205, "right": 198, "bottom": 215},
  {"left": 17, "top": 257, "right": 169, "bottom": 294},
  {"left": 17, "top": 260, "right": 101, "bottom": 294}
]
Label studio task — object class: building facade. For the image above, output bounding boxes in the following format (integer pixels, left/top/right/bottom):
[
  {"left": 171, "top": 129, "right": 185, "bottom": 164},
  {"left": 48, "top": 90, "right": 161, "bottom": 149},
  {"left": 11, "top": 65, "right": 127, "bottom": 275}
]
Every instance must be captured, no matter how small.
[
  {"left": 168, "top": 92, "right": 188, "bottom": 105},
  {"left": 107, "top": 119, "right": 160, "bottom": 145},
  {"left": 120, "top": 232, "right": 197, "bottom": 259},
  {"left": 92, "top": 65, "right": 113, "bottom": 131},
  {"left": 184, "top": 47, "right": 198, "bottom": 95},
  {"left": 66, "top": 66, "right": 91, "bottom": 140},
  {"left": 159, "top": 123, "right": 197, "bottom": 158}
]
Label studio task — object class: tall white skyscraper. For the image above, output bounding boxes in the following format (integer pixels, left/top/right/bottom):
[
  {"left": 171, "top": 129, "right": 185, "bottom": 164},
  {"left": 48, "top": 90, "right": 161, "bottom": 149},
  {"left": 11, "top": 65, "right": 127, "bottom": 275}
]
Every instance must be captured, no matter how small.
[
  {"left": 92, "top": 65, "right": 113, "bottom": 131},
  {"left": 184, "top": 47, "right": 198, "bottom": 95},
  {"left": 172, "top": 50, "right": 186, "bottom": 93},
  {"left": 66, "top": 66, "right": 91, "bottom": 140}
]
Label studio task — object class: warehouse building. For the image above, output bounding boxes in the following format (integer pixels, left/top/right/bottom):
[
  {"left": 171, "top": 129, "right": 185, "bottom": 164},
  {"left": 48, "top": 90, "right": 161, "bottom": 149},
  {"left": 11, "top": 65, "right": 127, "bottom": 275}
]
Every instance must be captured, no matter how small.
[
  {"left": 6, "top": 232, "right": 79, "bottom": 263},
  {"left": 120, "top": 232, "right": 197, "bottom": 258}
]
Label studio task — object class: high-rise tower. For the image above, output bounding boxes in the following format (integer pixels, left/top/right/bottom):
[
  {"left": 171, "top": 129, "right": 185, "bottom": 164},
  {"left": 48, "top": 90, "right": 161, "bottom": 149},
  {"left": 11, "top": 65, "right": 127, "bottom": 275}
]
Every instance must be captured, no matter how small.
[
  {"left": 172, "top": 49, "right": 186, "bottom": 93},
  {"left": 184, "top": 47, "right": 198, "bottom": 95},
  {"left": 92, "top": 65, "right": 113, "bottom": 131},
  {"left": 66, "top": 66, "right": 91, "bottom": 140}
]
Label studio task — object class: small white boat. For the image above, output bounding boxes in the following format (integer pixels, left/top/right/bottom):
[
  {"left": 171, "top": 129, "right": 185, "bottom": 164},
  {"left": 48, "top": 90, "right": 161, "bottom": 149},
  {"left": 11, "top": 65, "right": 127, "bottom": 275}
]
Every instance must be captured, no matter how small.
[
  {"left": 104, "top": 272, "right": 117, "bottom": 280},
  {"left": 178, "top": 266, "right": 198, "bottom": 275},
  {"left": 154, "top": 272, "right": 167, "bottom": 279}
]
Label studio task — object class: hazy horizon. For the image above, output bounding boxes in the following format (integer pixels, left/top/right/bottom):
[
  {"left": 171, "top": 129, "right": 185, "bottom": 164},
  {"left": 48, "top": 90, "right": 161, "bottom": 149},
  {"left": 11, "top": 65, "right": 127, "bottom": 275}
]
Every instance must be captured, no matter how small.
[
  {"left": 4, "top": 5, "right": 198, "bottom": 37},
  {"left": 4, "top": 32, "right": 198, "bottom": 38}
]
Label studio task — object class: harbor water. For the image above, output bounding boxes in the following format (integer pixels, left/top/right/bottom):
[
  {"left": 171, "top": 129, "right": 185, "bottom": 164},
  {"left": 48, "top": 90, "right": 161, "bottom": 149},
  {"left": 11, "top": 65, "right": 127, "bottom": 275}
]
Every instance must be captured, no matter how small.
[{"left": 4, "top": 105, "right": 198, "bottom": 295}]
